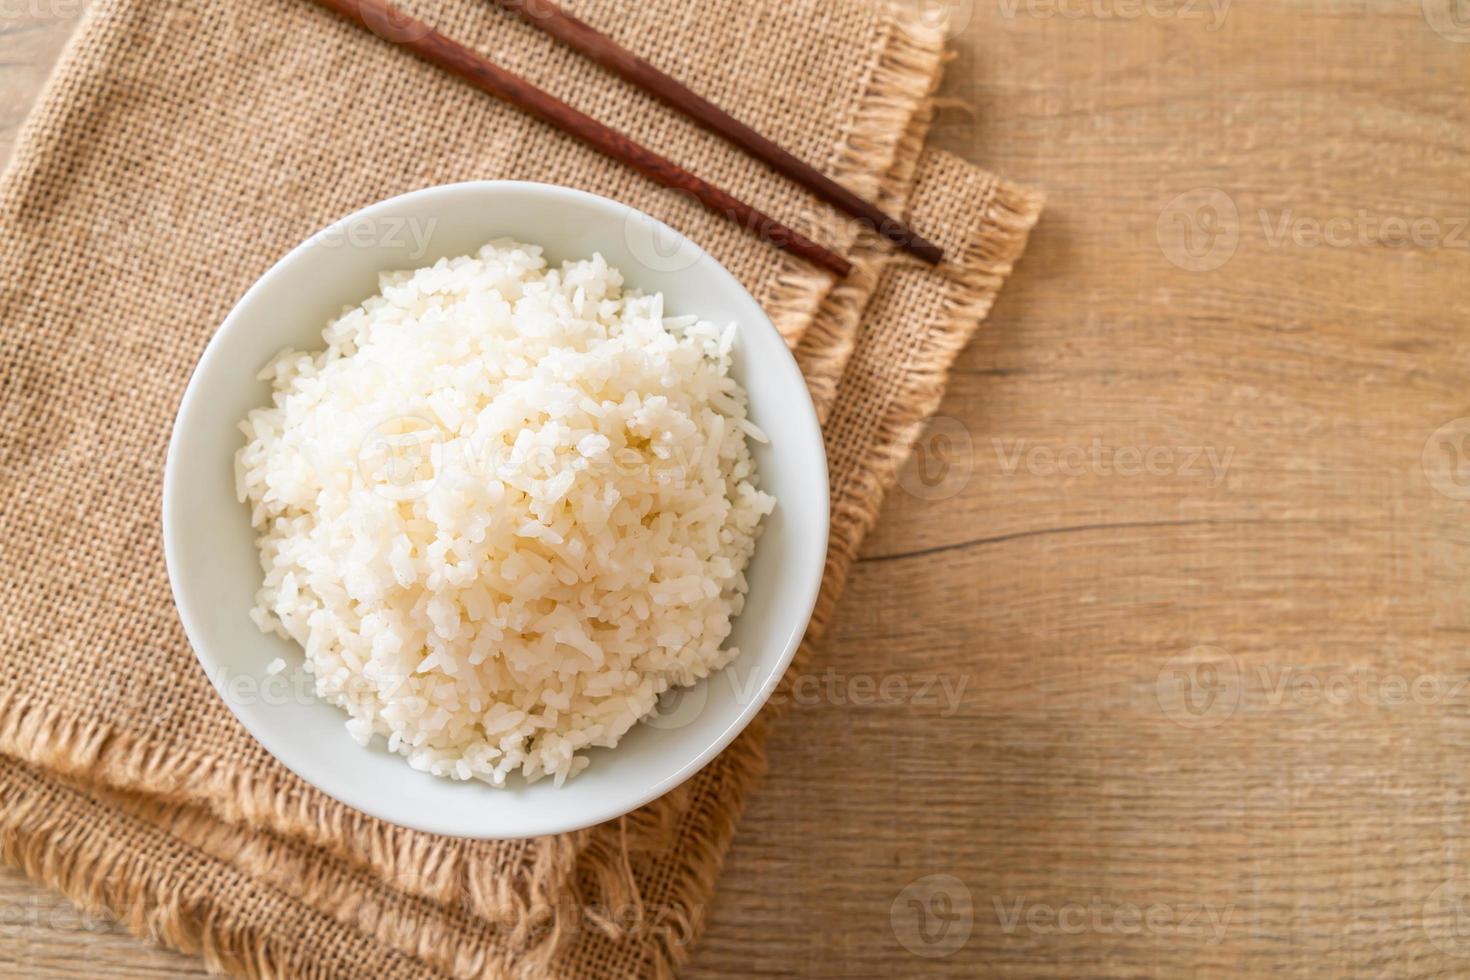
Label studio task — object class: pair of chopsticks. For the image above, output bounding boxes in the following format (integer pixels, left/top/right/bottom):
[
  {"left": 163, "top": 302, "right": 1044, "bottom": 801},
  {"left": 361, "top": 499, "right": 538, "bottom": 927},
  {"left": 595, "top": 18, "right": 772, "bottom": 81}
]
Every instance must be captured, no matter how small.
[{"left": 309, "top": 0, "right": 944, "bottom": 277}]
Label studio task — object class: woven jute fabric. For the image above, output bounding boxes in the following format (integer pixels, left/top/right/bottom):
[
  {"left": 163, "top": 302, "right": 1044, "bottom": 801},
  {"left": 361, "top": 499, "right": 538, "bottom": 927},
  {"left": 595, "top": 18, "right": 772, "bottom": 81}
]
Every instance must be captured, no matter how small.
[{"left": 0, "top": 0, "right": 1042, "bottom": 975}]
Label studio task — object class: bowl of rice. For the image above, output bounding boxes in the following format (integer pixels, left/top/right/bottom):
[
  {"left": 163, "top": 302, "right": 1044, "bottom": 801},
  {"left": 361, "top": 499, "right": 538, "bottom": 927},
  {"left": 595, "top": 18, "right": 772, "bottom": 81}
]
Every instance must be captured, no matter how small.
[{"left": 163, "top": 181, "right": 828, "bottom": 839}]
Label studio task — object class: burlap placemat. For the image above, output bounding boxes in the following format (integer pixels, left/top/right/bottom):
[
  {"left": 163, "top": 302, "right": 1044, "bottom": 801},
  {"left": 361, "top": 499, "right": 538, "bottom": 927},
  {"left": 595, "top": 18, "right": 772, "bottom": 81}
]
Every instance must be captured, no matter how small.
[{"left": 0, "top": 0, "right": 1042, "bottom": 975}]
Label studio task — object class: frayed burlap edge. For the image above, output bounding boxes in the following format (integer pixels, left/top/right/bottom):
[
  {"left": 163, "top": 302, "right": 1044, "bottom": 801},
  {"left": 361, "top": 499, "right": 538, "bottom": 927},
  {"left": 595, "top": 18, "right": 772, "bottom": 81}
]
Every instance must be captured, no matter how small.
[
  {"left": 0, "top": 756, "right": 440, "bottom": 980},
  {"left": 0, "top": 689, "right": 550, "bottom": 916},
  {"left": 795, "top": 98, "right": 936, "bottom": 422},
  {"left": 761, "top": 8, "right": 946, "bottom": 346}
]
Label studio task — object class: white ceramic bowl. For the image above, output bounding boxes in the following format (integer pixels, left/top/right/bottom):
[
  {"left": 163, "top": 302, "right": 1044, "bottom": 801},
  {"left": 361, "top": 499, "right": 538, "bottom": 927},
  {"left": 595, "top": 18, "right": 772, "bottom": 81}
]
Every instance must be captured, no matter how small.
[{"left": 164, "top": 181, "right": 828, "bottom": 839}]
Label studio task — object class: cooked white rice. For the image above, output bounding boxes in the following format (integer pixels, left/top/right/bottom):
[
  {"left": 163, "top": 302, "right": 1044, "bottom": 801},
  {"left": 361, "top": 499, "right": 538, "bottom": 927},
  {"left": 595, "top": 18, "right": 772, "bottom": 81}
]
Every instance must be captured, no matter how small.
[{"left": 235, "top": 239, "right": 774, "bottom": 787}]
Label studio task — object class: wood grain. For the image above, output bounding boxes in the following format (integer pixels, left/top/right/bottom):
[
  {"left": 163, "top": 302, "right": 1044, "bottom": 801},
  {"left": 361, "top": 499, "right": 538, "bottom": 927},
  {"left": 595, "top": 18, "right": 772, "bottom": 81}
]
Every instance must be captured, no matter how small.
[{"left": 3, "top": 0, "right": 1470, "bottom": 976}]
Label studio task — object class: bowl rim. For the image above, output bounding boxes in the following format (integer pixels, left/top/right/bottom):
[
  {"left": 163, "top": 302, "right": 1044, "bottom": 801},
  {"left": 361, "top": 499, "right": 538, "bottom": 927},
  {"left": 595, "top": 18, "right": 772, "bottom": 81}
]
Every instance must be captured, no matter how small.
[{"left": 162, "top": 179, "right": 829, "bottom": 838}]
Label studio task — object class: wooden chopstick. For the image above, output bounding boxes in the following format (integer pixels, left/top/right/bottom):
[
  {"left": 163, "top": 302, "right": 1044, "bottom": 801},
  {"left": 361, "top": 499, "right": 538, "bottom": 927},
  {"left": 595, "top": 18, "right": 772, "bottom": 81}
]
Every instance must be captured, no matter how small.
[
  {"left": 310, "top": 0, "right": 853, "bottom": 278},
  {"left": 490, "top": 0, "right": 945, "bottom": 267}
]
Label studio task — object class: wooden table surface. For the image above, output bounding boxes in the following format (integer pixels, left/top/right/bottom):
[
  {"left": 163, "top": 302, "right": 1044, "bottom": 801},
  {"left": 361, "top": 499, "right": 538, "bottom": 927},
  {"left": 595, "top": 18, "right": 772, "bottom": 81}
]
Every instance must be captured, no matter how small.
[{"left": 4, "top": 1, "right": 1469, "bottom": 976}]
